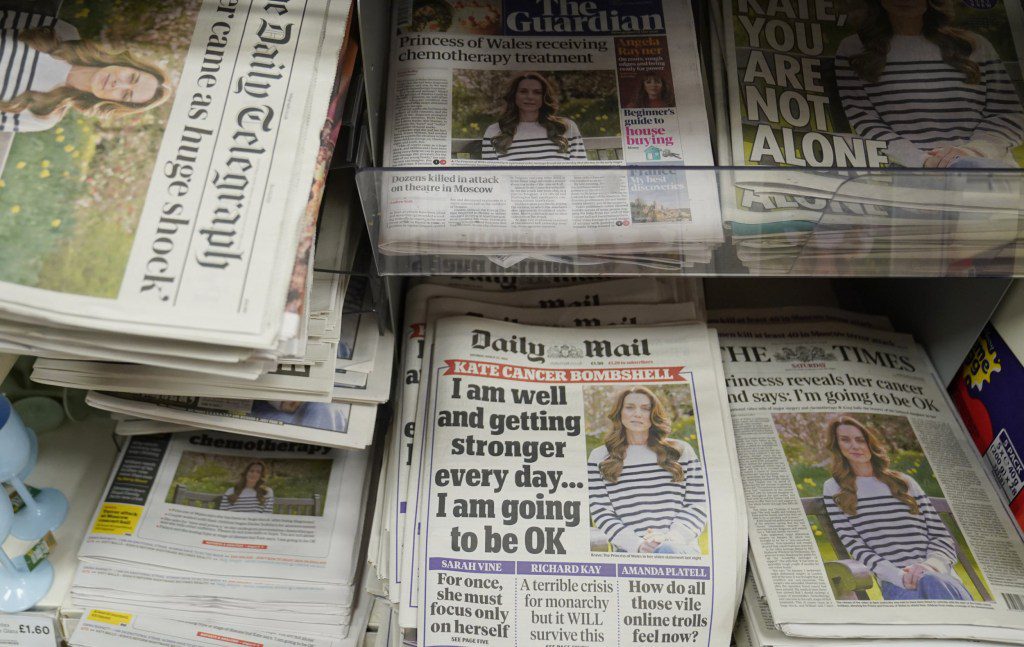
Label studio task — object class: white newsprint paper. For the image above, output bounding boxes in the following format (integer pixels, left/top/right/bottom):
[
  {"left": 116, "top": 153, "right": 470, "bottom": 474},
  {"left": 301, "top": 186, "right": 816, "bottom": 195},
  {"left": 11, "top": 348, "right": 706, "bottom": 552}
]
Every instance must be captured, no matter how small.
[
  {"left": 0, "top": 0, "right": 350, "bottom": 348},
  {"left": 78, "top": 431, "right": 367, "bottom": 584},
  {"left": 719, "top": 320, "right": 1024, "bottom": 643},
  {"left": 378, "top": 0, "right": 722, "bottom": 256},
  {"left": 412, "top": 316, "right": 741, "bottom": 646}
]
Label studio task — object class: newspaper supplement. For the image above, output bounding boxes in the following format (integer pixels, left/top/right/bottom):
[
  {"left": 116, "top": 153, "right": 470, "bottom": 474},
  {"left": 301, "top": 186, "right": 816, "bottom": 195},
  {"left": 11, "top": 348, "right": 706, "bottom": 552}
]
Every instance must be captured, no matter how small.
[
  {"left": 415, "top": 316, "right": 740, "bottom": 646},
  {"left": 85, "top": 392, "right": 378, "bottom": 449},
  {"left": 78, "top": 431, "right": 368, "bottom": 583},
  {"left": 378, "top": 0, "right": 722, "bottom": 255},
  {"left": 0, "top": 0, "right": 348, "bottom": 346},
  {"left": 721, "top": 0, "right": 1024, "bottom": 222},
  {"left": 718, "top": 322, "right": 1024, "bottom": 641}
]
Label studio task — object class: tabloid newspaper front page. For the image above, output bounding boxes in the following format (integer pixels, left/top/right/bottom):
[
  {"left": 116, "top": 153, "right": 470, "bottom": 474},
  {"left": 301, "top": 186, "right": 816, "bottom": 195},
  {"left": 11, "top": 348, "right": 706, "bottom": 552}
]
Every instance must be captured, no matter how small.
[
  {"left": 719, "top": 0, "right": 1024, "bottom": 220},
  {"left": 717, "top": 318, "right": 1024, "bottom": 642},
  {"left": 378, "top": 0, "right": 722, "bottom": 258},
  {"left": 393, "top": 278, "right": 702, "bottom": 619},
  {"left": 412, "top": 316, "right": 741, "bottom": 647},
  {"left": 0, "top": 1, "right": 348, "bottom": 347}
]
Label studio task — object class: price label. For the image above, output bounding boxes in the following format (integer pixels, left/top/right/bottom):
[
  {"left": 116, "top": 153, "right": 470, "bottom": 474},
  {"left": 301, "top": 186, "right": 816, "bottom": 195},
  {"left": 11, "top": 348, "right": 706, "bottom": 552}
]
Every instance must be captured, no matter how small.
[{"left": 0, "top": 614, "right": 58, "bottom": 647}]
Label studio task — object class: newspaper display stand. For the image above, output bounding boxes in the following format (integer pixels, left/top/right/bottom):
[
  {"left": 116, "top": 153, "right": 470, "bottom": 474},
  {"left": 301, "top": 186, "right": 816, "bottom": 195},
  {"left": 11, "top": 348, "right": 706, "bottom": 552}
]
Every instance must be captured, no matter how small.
[
  {"left": 356, "top": 165, "right": 1024, "bottom": 277},
  {"left": 352, "top": 0, "right": 1024, "bottom": 280}
]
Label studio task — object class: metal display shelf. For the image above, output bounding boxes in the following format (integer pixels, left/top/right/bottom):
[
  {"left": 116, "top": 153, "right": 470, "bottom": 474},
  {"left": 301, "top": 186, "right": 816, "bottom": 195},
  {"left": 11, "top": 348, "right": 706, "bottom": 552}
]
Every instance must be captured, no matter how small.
[{"left": 355, "top": 164, "right": 1024, "bottom": 277}]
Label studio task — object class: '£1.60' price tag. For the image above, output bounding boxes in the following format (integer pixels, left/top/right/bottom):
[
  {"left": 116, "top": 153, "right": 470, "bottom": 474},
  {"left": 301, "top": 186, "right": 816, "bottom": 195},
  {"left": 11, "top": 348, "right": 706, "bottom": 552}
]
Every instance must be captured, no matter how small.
[{"left": 0, "top": 614, "right": 58, "bottom": 647}]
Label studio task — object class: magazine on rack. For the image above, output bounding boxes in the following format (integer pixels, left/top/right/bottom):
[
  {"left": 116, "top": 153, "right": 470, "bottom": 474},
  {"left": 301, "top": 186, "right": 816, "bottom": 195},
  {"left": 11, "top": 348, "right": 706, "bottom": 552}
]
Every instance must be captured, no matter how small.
[
  {"left": 377, "top": 0, "right": 723, "bottom": 261},
  {"left": 69, "top": 431, "right": 372, "bottom": 639},
  {"left": 403, "top": 316, "right": 743, "bottom": 646},
  {"left": 0, "top": 1, "right": 352, "bottom": 349},
  {"left": 717, "top": 315, "right": 1024, "bottom": 642}
]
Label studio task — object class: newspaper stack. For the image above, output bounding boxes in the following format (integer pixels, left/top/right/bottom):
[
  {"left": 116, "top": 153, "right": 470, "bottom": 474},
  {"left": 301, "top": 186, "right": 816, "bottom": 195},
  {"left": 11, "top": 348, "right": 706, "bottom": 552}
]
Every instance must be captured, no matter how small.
[
  {"left": 712, "top": 307, "right": 1024, "bottom": 643},
  {"left": 367, "top": 277, "right": 747, "bottom": 646},
  {"left": 29, "top": 176, "right": 394, "bottom": 449},
  {"left": 733, "top": 572, "right": 994, "bottom": 647},
  {"left": 712, "top": 1, "right": 1024, "bottom": 274},
  {"left": 373, "top": 0, "right": 724, "bottom": 271},
  {"left": 64, "top": 430, "right": 373, "bottom": 646},
  {"left": 0, "top": 1, "right": 389, "bottom": 411}
]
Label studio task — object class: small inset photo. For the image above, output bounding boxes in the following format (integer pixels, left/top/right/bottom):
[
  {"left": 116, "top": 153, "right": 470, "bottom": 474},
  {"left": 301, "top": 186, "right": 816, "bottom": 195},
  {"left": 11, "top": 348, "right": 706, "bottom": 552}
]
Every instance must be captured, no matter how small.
[
  {"left": 774, "top": 412, "right": 991, "bottom": 602},
  {"left": 451, "top": 69, "right": 621, "bottom": 161},
  {"left": 584, "top": 384, "right": 707, "bottom": 556},
  {"left": 405, "top": 0, "right": 501, "bottom": 35},
  {"left": 165, "top": 452, "right": 332, "bottom": 517}
]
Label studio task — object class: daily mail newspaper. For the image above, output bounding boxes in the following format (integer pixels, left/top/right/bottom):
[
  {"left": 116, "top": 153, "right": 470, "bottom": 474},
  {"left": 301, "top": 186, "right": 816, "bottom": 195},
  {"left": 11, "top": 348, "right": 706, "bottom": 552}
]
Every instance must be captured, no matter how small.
[
  {"left": 718, "top": 320, "right": 1024, "bottom": 642},
  {"left": 379, "top": 277, "right": 690, "bottom": 600},
  {"left": 0, "top": 0, "right": 348, "bottom": 347},
  {"left": 412, "top": 316, "right": 741, "bottom": 646},
  {"left": 393, "top": 277, "right": 700, "bottom": 616},
  {"left": 378, "top": 0, "right": 722, "bottom": 256},
  {"left": 78, "top": 431, "right": 368, "bottom": 584}
]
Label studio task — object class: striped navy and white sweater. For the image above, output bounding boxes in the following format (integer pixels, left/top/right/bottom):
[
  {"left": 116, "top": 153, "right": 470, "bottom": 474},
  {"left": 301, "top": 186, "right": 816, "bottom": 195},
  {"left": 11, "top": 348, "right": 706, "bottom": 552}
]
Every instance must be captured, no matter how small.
[
  {"left": 588, "top": 441, "right": 708, "bottom": 553},
  {"left": 835, "top": 33, "right": 1024, "bottom": 167},
  {"left": 0, "top": 10, "right": 78, "bottom": 133},
  {"left": 482, "top": 119, "right": 587, "bottom": 161},
  {"left": 823, "top": 474, "right": 958, "bottom": 587},
  {"left": 220, "top": 487, "right": 275, "bottom": 514}
]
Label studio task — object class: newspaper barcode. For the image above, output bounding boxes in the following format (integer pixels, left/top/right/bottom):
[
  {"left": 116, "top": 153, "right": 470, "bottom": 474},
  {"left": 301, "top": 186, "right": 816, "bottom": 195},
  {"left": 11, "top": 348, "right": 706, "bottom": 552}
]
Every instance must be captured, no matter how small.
[{"left": 1004, "top": 593, "right": 1024, "bottom": 611}]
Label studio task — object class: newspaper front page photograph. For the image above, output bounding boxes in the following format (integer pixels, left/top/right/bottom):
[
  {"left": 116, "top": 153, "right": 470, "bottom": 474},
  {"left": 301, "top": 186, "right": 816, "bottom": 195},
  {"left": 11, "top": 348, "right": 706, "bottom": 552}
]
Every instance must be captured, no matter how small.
[{"left": 414, "top": 316, "right": 741, "bottom": 647}]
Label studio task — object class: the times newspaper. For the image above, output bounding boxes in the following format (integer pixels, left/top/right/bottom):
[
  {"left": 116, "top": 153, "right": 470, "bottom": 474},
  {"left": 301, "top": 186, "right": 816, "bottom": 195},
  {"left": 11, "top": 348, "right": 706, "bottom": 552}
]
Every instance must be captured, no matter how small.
[
  {"left": 378, "top": 0, "right": 722, "bottom": 256},
  {"left": 394, "top": 278, "right": 702, "bottom": 616},
  {"left": 0, "top": 1, "right": 349, "bottom": 347},
  {"left": 410, "top": 316, "right": 741, "bottom": 647},
  {"left": 718, "top": 320, "right": 1024, "bottom": 642}
]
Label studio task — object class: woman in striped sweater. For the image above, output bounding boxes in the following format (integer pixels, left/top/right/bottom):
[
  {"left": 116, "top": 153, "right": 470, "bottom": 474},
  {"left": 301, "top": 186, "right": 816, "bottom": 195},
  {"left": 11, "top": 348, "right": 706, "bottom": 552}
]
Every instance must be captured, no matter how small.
[
  {"left": 587, "top": 386, "right": 707, "bottom": 554},
  {"left": 481, "top": 72, "right": 587, "bottom": 162},
  {"left": 835, "top": 0, "right": 1024, "bottom": 168},
  {"left": 823, "top": 416, "right": 971, "bottom": 600},
  {"left": 220, "top": 460, "right": 275, "bottom": 514},
  {"left": 0, "top": 11, "right": 170, "bottom": 133}
]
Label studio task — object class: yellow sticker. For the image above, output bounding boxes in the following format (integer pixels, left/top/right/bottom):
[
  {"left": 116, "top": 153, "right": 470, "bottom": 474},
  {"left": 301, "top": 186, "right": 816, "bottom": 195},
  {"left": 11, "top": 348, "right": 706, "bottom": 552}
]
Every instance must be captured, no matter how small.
[
  {"left": 86, "top": 610, "right": 132, "bottom": 626},
  {"left": 90, "top": 503, "right": 143, "bottom": 535}
]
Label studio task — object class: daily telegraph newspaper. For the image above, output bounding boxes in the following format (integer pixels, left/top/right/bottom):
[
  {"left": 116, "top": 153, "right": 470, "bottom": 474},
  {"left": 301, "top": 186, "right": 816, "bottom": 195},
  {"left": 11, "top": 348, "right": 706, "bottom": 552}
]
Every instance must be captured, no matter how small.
[
  {"left": 379, "top": 0, "right": 722, "bottom": 256},
  {"left": 392, "top": 278, "right": 699, "bottom": 611},
  {"left": 78, "top": 431, "right": 368, "bottom": 584},
  {"left": 721, "top": 0, "right": 1024, "bottom": 222},
  {"left": 412, "top": 316, "right": 741, "bottom": 646},
  {"left": 718, "top": 320, "right": 1024, "bottom": 642},
  {"left": 0, "top": 1, "right": 348, "bottom": 346}
]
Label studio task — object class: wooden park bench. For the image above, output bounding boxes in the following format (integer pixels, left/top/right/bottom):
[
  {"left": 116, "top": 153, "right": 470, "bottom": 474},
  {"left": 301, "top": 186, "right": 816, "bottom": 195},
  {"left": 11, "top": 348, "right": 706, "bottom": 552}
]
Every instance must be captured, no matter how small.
[
  {"left": 172, "top": 484, "right": 322, "bottom": 516},
  {"left": 452, "top": 136, "right": 623, "bottom": 161},
  {"left": 802, "top": 496, "right": 990, "bottom": 601}
]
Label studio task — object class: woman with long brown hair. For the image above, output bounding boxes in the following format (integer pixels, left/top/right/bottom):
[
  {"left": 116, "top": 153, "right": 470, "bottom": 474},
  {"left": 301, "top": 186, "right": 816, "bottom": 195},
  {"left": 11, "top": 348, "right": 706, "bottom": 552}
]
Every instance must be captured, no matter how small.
[
  {"left": 0, "top": 19, "right": 171, "bottom": 133},
  {"left": 835, "top": 0, "right": 1024, "bottom": 168},
  {"left": 481, "top": 71, "right": 586, "bottom": 161},
  {"left": 823, "top": 416, "right": 970, "bottom": 600},
  {"left": 627, "top": 73, "right": 672, "bottom": 109},
  {"left": 587, "top": 386, "right": 707, "bottom": 554},
  {"left": 220, "top": 460, "right": 275, "bottom": 514}
]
